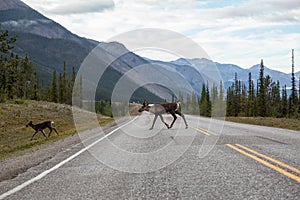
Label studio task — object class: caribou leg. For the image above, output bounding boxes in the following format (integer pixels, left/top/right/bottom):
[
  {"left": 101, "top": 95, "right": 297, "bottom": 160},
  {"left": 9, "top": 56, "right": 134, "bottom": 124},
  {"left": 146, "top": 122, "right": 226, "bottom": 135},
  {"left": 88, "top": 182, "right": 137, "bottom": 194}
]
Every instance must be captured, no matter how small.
[
  {"left": 175, "top": 110, "right": 188, "bottom": 129},
  {"left": 48, "top": 127, "right": 59, "bottom": 137},
  {"left": 31, "top": 131, "right": 39, "bottom": 140},
  {"left": 169, "top": 112, "right": 177, "bottom": 129},
  {"left": 150, "top": 114, "right": 158, "bottom": 130},
  {"left": 48, "top": 128, "right": 53, "bottom": 137},
  {"left": 40, "top": 130, "right": 48, "bottom": 138},
  {"left": 159, "top": 114, "right": 170, "bottom": 129}
]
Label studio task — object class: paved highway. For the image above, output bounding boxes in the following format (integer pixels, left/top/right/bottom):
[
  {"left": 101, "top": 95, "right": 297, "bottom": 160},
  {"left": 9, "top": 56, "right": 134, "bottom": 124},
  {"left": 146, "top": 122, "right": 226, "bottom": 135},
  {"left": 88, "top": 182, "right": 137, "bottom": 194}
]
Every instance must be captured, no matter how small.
[{"left": 0, "top": 114, "right": 299, "bottom": 199}]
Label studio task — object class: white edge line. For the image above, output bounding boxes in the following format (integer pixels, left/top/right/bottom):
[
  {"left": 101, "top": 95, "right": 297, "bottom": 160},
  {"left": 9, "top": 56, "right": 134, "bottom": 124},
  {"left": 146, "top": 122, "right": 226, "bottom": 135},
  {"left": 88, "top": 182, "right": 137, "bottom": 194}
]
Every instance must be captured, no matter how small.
[{"left": 0, "top": 117, "right": 137, "bottom": 199}]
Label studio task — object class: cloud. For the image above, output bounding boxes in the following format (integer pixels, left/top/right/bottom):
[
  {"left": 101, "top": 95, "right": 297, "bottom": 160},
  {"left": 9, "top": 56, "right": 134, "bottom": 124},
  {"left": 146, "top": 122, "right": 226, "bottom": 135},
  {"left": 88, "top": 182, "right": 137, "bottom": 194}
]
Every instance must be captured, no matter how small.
[
  {"left": 23, "top": 0, "right": 115, "bottom": 15},
  {"left": 210, "top": 0, "right": 300, "bottom": 23},
  {"left": 20, "top": 0, "right": 300, "bottom": 73}
]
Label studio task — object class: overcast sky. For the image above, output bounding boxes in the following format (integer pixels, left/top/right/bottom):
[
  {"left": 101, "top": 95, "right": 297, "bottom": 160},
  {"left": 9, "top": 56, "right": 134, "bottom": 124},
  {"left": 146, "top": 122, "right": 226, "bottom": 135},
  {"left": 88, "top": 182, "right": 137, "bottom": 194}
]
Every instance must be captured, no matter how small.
[{"left": 22, "top": 0, "right": 300, "bottom": 73}]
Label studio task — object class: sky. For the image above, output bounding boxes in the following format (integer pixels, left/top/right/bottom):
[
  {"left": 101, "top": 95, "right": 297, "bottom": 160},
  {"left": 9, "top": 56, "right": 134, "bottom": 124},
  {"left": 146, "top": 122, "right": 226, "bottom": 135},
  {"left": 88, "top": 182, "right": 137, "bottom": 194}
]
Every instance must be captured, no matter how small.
[{"left": 21, "top": 0, "right": 300, "bottom": 73}]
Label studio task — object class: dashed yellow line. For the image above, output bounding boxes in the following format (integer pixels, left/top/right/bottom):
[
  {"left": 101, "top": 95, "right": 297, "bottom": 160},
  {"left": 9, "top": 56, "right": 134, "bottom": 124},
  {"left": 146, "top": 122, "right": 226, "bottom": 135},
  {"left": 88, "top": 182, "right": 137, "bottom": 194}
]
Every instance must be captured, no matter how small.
[
  {"left": 226, "top": 144, "right": 300, "bottom": 183},
  {"left": 197, "top": 127, "right": 217, "bottom": 136},
  {"left": 191, "top": 126, "right": 210, "bottom": 136}
]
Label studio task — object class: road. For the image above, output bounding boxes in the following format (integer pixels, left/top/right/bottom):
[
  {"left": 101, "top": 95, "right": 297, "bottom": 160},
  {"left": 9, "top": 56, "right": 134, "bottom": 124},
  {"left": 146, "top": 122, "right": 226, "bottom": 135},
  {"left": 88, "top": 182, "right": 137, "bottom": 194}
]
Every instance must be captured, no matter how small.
[{"left": 0, "top": 114, "right": 299, "bottom": 199}]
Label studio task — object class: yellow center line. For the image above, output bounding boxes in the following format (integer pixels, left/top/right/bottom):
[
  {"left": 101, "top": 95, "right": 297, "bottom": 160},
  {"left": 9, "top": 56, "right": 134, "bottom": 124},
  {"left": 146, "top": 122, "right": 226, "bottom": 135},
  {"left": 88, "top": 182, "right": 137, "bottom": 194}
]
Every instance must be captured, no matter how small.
[
  {"left": 190, "top": 126, "right": 210, "bottom": 136},
  {"left": 236, "top": 144, "right": 300, "bottom": 175},
  {"left": 197, "top": 127, "right": 217, "bottom": 136},
  {"left": 226, "top": 144, "right": 300, "bottom": 183}
]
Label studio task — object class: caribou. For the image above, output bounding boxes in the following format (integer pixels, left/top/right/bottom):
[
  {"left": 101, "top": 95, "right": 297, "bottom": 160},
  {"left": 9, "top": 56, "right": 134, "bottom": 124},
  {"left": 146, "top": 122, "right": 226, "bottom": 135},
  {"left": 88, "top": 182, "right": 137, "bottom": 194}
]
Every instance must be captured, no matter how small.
[
  {"left": 26, "top": 121, "right": 59, "bottom": 140},
  {"left": 138, "top": 100, "right": 188, "bottom": 130}
]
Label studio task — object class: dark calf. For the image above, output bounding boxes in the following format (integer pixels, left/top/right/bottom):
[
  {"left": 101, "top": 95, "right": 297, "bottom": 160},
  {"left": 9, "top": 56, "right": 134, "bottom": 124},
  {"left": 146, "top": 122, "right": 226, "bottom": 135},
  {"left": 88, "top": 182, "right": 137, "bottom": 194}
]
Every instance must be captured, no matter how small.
[
  {"left": 26, "top": 121, "right": 59, "bottom": 140},
  {"left": 138, "top": 100, "right": 188, "bottom": 130}
]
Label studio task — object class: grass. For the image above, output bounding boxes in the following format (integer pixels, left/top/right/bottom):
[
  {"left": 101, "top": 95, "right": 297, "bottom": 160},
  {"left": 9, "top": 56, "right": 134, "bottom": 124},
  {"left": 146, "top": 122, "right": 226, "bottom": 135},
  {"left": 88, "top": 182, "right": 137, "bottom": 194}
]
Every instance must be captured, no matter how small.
[
  {"left": 0, "top": 100, "right": 113, "bottom": 160},
  {"left": 225, "top": 117, "right": 300, "bottom": 131},
  {"left": 1, "top": 100, "right": 298, "bottom": 160}
]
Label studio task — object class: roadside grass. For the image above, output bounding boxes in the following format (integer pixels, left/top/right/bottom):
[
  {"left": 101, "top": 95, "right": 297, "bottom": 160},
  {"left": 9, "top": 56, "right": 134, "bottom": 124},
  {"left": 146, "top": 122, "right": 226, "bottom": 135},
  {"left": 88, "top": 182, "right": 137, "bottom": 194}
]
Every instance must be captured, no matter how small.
[
  {"left": 0, "top": 100, "right": 113, "bottom": 160},
  {"left": 225, "top": 117, "right": 300, "bottom": 131}
]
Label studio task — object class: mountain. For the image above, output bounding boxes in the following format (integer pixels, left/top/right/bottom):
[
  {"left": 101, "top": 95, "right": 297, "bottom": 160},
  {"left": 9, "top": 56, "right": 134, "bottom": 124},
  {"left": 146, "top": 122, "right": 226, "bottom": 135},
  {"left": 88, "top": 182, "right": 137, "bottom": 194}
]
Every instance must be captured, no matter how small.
[
  {"left": 0, "top": 0, "right": 164, "bottom": 102},
  {"left": 170, "top": 58, "right": 297, "bottom": 90},
  {"left": 0, "top": 0, "right": 297, "bottom": 102},
  {"left": 0, "top": 0, "right": 98, "bottom": 84}
]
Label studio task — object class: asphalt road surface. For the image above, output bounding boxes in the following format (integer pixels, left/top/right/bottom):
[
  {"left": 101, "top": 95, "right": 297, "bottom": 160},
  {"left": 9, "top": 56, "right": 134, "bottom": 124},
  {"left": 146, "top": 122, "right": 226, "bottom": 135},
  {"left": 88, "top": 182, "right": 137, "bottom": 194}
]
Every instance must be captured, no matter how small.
[{"left": 0, "top": 113, "right": 299, "bottom": 199}]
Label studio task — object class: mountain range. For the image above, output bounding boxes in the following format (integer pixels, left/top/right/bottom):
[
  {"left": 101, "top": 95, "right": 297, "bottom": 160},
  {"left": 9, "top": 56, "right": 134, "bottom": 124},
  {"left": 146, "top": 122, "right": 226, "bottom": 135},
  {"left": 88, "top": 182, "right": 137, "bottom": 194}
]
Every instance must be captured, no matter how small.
[{"left": 0, "top": 0, "right": 298, "bottom": 102}]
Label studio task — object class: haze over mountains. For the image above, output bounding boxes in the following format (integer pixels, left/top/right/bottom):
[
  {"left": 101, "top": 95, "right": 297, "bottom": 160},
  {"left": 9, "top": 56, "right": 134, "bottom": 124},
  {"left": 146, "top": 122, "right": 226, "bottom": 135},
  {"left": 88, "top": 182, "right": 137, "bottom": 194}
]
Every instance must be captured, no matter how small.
[{"left": 0, "top": 0, "right": 298, "bottom": 101}]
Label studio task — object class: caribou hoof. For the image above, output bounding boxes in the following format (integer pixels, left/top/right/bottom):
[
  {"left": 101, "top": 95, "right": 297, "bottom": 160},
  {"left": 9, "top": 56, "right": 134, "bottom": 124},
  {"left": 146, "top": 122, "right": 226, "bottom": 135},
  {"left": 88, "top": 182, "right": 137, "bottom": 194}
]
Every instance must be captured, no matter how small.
[
  {"left": 149, "top": 127, "right": 153, "bottom": 130},
  {"left": 185, "top": 126, "right": 188, "bottom": 129}
]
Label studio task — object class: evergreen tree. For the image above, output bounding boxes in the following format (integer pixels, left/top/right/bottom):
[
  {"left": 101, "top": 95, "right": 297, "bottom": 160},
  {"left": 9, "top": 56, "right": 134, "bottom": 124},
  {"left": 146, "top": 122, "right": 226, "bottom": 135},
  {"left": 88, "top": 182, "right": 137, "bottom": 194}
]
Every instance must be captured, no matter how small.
[
  {"left": 29, "top": 71, "right": 39, "bottom": 100},
  {"left": 289, "top": 49, "right": 298, "bottom": 116},
  {"left": 51, "top": 70, "right": 58, "bottom": 103},
  {"left": 0, "top": 25, "right": 16, "bottom": 101},
  {"left": 40, "top": 80, "right": 46, "bottom": 101},
  {"left": 18, "top": 54, "right": 33, "bottom": 99},
  {"left": 191, "top": 92, "right": 198, "bottom": 115},
  {"left": 205, "top": 84, "right": 211, "bottom": 117},
  {"left": 247, "top": 72, "right": 255, "bottom": 116},
  {"left": 186, "top": 93, "right": 191, "bottom": 113},
  {"left": 73, "top": 75, "right": 83, "bottom": 108},
  {"left": 270, "top": 81, "right": 281, "bottom": 117},
  {"left": 258, "top": 59, "right": 266, "bottom": 116},
  {"left": 0, "top": 24, "right": 16, "bottom": 55},
  {"left": 282, "top": 85, "right": 288, "bottom": 117},
  {"left": 59, "top": 73, "right": 63, "bottom": 103},
  {"left": 240, "top": 84, "right": 247, "bottom": 116},
  {"left": 6, "top": 53, "right": 18, "bottom": 99},
  {"left": 199, "top": 83, "right": 211, "bottom": 116},
  {"left": 264, "top": 75, "right": 272, "bottom": 116},
  {"left": 226, "top": 85, "right": 234, "bottom": 116}
]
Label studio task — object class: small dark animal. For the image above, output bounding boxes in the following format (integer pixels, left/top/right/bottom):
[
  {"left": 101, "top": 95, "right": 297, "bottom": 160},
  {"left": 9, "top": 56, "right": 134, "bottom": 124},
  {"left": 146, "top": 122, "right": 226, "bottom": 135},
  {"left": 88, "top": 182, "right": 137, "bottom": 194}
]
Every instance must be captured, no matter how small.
[
  {"left": 138, "top": 100, "right": 188, "bottom": 130},
  {"left": 26, "top": 121, "right": 59, "bottom": 140}
]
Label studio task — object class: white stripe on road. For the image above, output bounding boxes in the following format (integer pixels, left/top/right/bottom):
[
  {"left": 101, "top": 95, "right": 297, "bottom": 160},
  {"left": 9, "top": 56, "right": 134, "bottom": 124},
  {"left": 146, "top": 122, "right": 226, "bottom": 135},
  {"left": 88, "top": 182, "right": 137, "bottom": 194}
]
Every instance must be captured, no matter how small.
[{"left": 0, "top": 117, "right": 137, "bottom": 200}]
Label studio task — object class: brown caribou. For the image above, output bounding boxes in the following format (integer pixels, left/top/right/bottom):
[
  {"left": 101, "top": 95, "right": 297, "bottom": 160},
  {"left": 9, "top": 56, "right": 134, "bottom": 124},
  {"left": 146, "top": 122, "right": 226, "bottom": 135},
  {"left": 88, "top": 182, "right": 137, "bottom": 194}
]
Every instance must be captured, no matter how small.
[
  {"left": 26, "top": 121, "right": 59, "bottom": 140},
  {"left": 138, "top": 100, "right": 188, "bottom": 130}
]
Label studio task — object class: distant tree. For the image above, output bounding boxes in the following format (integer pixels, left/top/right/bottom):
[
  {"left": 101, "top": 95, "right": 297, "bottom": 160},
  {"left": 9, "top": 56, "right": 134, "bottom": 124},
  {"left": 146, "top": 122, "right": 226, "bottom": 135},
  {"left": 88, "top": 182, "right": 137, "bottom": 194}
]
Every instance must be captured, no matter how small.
[
  {"left": 233, "top": 72, "right": 241, "bottom": 116},
  {"left": 186, "top": 93, "right": 191, "bottom": 113},
  {"left": 212, "top": 81, "right": 226, "bottom": 117},
  {"left": 199, "top": 83, "right": 211, "bottom": 117},
  {"left": 191, "top": 92, "right": 198, "bottom": 115},
  {"left": 272, "top": 81, "right": 281, "bottom": 117},
  {"left": 18, "top": 54, "right": 34, "bottom": 99},
  {"left": 226, "top": 84, "right": 234, "bottom": 116},
  {"left": 264, "top": 75, "right": 272, "bottom": 116},
  {"left": 59, "top": 73, "right": 63, "bottom": 103},
  {"left": 0, "top": 25, "right": 17, "bottom": 101},
  {"left": 258, "top": 59, "right": 266, "bottom": 117},
  {"left": 39, "top": 80, "right": 47, "bottom": 101},
  {"left": 65, "top": 66, "right": 76, "bottom": 105},
  {"left": 51, "top": 70, "right": 58, "bottom": 103},
  {"left": 29, "top": 71, "right": 39, "bottom": 100},
  {"left": 0, "top": 24, "right": 16, "bottom": 55},
  {"left": 281, "top": 85, "right": 288, "bottom": 117},
  {"left": 240, "top": 84, "right": 247, "bottom": 116},
  {"left": 289, "top": 49, "right": 298, "bottom": 116},
  {"left": 5, "top": 53, "right": 18, "bottom": 99},
  {"left": 247, "top": 72, "right": 255, "bottom": 116},
  {"left": 73, "top": 75, "right": 83, "bottom": 108}
]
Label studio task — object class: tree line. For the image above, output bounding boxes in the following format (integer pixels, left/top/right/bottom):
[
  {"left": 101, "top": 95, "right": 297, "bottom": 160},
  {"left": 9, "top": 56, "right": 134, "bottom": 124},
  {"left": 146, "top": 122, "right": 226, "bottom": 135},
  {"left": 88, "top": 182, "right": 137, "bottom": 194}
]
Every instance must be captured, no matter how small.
[
  {"left": 0, "top": 25, "right": 80, "bottom": 104},
  {"left": 184, "top": 57, "right": 299, "bottom": 118},
  {"left": 1, "top": 25, "right": 299, "bottom": 118},
  {"left": 0, "top": 25, "right": 112, "bottom": 116},
  {"left": 226, "top": 58, "right": 299, "bottom": 118}
]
